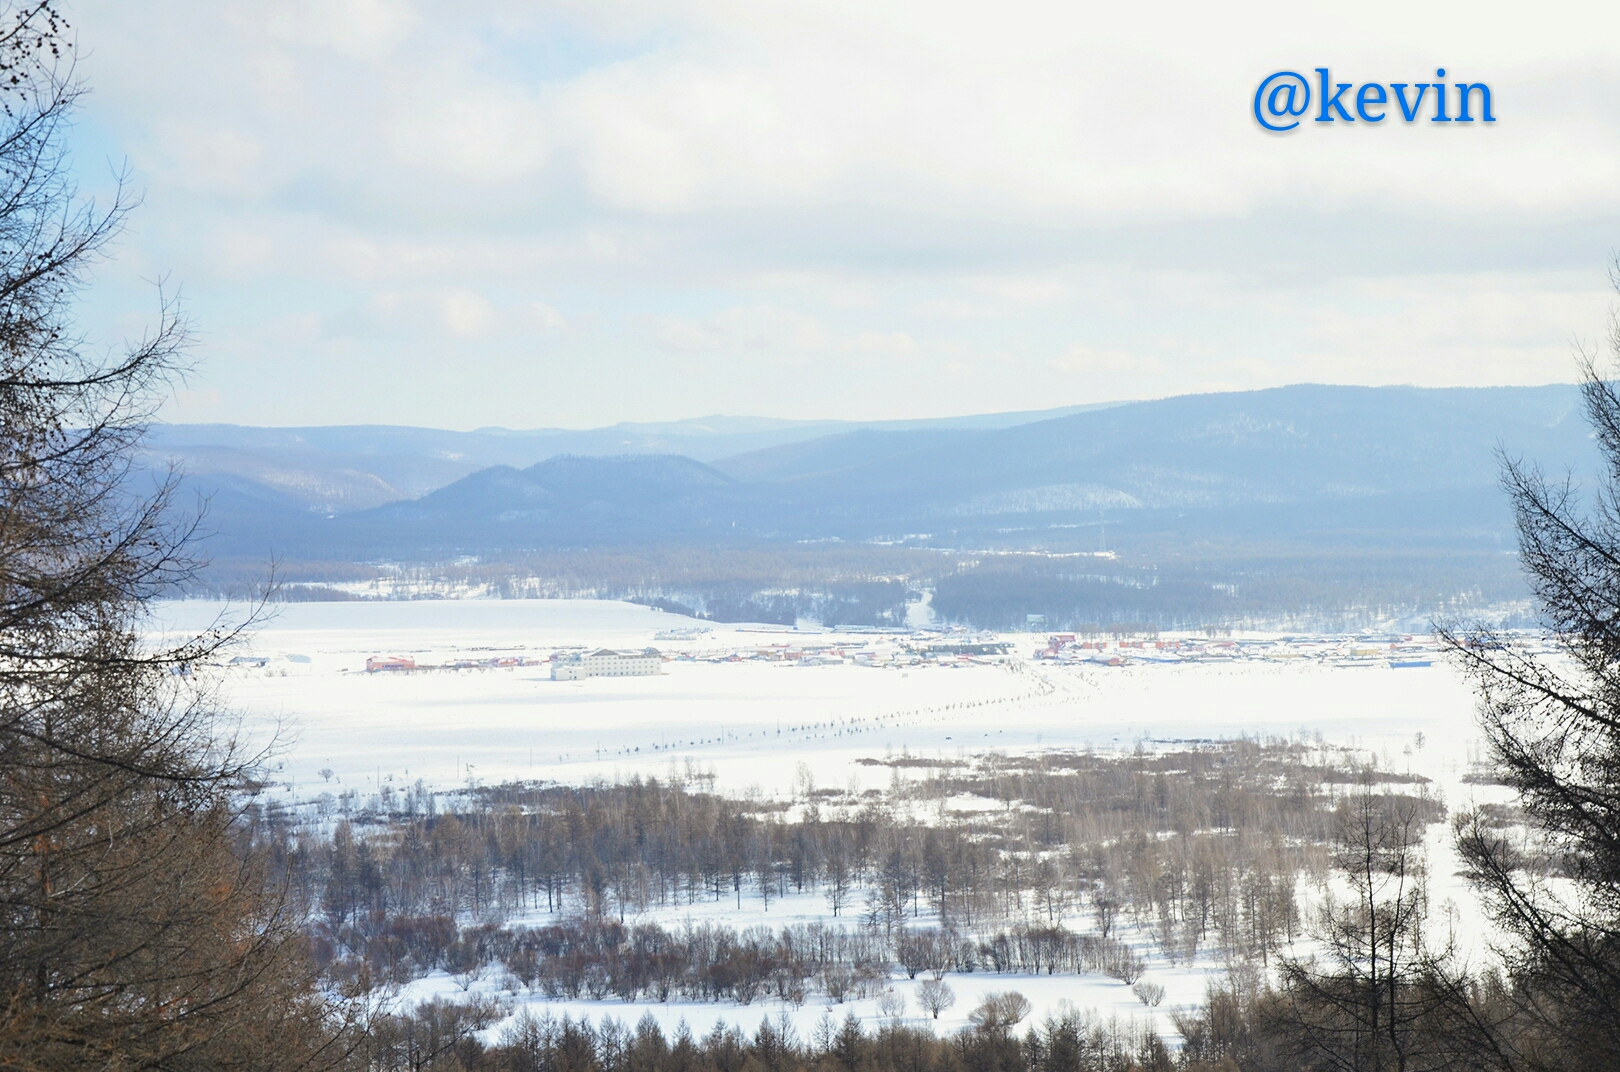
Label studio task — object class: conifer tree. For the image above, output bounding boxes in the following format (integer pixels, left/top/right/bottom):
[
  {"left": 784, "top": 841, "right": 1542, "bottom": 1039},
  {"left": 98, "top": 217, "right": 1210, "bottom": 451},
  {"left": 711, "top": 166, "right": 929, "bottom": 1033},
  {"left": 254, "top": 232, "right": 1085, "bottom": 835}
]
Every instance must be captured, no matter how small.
[
  {"left": 1444, "top": 272, "right": 1620, "bottom": 1071},
  {"left": 0, "top": 5, "right": 350, "bottom": 1067}
]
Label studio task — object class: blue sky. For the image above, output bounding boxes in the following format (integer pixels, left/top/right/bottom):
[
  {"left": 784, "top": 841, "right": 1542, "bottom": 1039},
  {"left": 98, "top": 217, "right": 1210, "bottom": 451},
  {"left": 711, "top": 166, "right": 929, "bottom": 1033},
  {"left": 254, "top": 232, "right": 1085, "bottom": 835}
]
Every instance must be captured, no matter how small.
[{"left": 67, "top": 0, "right": 1620, "bottom": 429}]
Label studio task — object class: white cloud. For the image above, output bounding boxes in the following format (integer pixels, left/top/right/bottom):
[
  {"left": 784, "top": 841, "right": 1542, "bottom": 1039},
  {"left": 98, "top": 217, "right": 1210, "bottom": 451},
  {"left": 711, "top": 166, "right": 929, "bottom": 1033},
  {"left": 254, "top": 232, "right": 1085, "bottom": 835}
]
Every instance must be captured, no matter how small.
[
  {"left": 388, "top": 87, "right": 550, "bottom": 183},
  {"left": 650, "top": 314, "right": 726, "bottom": 353},
  {"left": 854, "top": 330, "right": 918, "bottom": 356},
  {"left": 524, "top": 301, "right": 567, "bottom": 332},
  {"left": 437, "top": 289, "right": 496, "bottom": 337},
  {"left": 61, "top": 0, "right": 1620, "bottom": 427},
  {"left": 1051, "top": 346, "right": 1158, "bottom": 376},
  {"left": 263, "top": 0, "right": 421, "bottom": 61},
  {"left": 649, "top": 306, "right": 831, "bottom": 355},
  {"left": 149, "top": 122, "right": 266, "bottom": 195}
]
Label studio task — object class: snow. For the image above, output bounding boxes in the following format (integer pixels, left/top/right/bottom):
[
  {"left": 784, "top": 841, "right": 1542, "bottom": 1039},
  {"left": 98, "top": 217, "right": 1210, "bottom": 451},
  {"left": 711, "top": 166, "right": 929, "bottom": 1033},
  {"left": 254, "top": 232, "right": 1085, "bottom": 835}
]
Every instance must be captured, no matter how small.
[
  {"left": 152, "top": 600, "right": 1487, "bottom": 801},
  {"left": 148, "top": 598, "right": 1514, "bottom": 1039},
  {"left": 400, "top": 964, "right": 1181, "bottom": 1048},
  {"left": 397, "top": 893, "right": 1197, "bottom": 1045}
]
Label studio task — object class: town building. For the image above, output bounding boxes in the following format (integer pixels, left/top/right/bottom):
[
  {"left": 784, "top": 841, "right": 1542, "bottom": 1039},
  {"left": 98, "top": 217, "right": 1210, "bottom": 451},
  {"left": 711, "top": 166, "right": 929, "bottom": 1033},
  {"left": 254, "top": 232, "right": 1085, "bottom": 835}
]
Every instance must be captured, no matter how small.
[
  {"left": 366, "top": 656, "right": 416, "bottom": 672},
  {"left": 551, "top": 648, "right": 662, "bottom": 680}
]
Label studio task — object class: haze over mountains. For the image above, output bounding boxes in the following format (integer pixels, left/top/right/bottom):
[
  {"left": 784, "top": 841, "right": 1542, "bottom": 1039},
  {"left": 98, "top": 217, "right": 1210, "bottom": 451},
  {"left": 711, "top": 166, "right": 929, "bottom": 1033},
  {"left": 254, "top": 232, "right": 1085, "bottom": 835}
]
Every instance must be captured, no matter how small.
[
  {"left": 147, "top": 403, "right": 1118, "bottom": 517},
  {"left": 159, "top": 383, "right": 1592, "bottom": 564},
  {"left": 150, "top": 383, "right": 1597, "bottom": 629}
]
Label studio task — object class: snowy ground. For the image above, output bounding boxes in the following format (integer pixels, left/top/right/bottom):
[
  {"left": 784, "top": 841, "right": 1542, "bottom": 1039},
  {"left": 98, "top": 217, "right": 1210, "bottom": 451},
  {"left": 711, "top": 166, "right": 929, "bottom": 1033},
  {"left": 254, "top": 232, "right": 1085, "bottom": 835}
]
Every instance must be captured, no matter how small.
[
  {"left": 152, "top": 599, "right": 1485, "bottom": 801},
  {"left": 149, "top": 598, "right": 1511, "bottom": 1042},
  {"left": 392, "top": 887, "right": 1213, "bottom": 1044}
]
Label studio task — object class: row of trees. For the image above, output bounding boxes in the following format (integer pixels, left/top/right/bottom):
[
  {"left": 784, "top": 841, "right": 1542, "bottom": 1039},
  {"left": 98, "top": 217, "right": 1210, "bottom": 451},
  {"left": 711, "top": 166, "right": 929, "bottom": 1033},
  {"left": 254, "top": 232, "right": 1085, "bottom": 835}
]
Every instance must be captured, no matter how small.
[
  {"left": 363, "top": 1002, "right": 1179, "bottom": 1072},
  {"left": 204, "top": 547, "right": 935, "bottom": 626},
  {"left": 928, "top": 551, "right": 1529, "bottom": 634},
  {"left": 276, "top": 739, "right": 1413, "bottom": 995},
  {"left": 314, "top": 912, "right": 1153, "bottom": 1006}
]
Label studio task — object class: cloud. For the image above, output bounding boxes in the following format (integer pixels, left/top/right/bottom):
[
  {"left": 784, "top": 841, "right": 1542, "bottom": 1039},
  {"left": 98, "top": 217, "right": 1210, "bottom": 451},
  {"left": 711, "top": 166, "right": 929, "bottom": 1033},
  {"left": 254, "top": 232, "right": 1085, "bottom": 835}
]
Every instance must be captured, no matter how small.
[
  {"left": 854, "top": 330, "right": 918, "bottom": 356},
  {"left": 387, "top": 87, "right": 550, "bottom": 184},
  {"left": 525, "top": 301, "right": 567, "bottom": 332},
  {"left": 61, "top": 0, "right": 1620, "bottom": 428},
  {"left": 149, "top": 122, "right": 267, "bottom": 195},
  {"left": 649, "top": 306, "right": 831, "bottom": 355},
  {"left": 437, "top": 289, "right": 495, "bottom": 337},
  {"left": 262, "top": 0, "right": 421, "bottom": 61},
  {"left": 650, "top": 314, "right": 726, "bottom": 353},
  {"left": 1050, "top": 345, "right": 1156, "bottom": 376}
]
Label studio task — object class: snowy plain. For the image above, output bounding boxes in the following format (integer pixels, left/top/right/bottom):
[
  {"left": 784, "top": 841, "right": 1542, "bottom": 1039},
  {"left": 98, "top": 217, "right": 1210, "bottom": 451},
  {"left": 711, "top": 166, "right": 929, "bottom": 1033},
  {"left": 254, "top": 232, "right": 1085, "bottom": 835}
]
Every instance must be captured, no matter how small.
[
  {"left": 148, "top": 598, "right": 1508, "bottom": 1045},
  {"left": 151, "top": 599, "right": 1483, "bottom": 800}
]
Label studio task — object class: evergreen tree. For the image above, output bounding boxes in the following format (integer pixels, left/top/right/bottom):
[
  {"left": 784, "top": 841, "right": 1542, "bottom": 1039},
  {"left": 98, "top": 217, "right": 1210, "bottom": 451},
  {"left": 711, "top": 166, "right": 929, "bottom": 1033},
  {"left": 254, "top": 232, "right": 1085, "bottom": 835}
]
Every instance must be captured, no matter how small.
[{"left": 1443, "top": 279, "right": 1620, "bottom": 1070}]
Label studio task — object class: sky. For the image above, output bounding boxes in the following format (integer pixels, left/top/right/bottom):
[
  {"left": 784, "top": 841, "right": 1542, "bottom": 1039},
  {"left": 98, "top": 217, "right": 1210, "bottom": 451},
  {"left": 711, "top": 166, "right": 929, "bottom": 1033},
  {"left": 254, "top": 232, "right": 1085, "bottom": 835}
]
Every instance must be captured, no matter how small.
[{"left": 66, "top": 0, "right": 1620, "bottom": 430}]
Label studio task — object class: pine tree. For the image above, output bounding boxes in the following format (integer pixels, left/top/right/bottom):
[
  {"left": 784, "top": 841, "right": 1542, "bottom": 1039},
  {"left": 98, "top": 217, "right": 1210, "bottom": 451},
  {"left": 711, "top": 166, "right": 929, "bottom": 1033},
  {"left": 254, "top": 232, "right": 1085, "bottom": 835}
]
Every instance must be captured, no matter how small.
[{"left": 1443, "top": 273, "right": 1620, "bottom": 1070}]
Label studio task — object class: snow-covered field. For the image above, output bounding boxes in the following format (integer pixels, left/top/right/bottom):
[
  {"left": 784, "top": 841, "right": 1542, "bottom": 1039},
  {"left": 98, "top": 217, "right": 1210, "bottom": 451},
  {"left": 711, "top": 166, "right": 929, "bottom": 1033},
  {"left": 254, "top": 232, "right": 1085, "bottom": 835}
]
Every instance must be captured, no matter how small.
[
  {"left": 150, "top": 598, "right": 1507, "bottom": 1043},
  {"left": 153, "top": 599, "right": 1484, "bottom": 800}
]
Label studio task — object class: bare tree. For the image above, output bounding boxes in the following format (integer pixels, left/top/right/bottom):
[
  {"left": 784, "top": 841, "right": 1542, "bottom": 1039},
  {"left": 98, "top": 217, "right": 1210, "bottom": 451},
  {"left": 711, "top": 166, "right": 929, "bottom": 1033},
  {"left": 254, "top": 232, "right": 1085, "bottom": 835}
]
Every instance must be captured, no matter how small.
[
  {"left": 967, "top": 991, "right": 1032, "bottom": 1035},
  {"left": 0, "top": 6, "right": 350, "bottom": 1068},
  {"left": 825, "top": 841, "right": 852, "bottom": 917},
  {"left": 1271, "top": 782, "right": 1476, "bottom": 1072},
  {"left": 916, "top": 978, "right": 955, "bottom": 1020}
]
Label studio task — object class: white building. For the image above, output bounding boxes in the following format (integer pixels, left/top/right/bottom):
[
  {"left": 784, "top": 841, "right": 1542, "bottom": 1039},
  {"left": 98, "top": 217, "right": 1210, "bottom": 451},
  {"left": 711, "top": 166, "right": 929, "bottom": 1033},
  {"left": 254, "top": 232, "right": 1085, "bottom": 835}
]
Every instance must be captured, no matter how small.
[{"left": 551, "top": 648, "right": 662, "bottom": 680}]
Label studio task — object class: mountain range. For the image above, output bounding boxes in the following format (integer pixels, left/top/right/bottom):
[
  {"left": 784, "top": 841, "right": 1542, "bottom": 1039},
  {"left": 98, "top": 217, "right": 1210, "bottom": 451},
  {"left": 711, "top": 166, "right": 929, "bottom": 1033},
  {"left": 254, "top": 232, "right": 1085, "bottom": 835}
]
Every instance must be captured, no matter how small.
[
  {"left": 160, "top": 383, "right": 1594, "bottom": 566},
  {"left": 147, "top": 403, "right": 1119, "bottom": 517}
]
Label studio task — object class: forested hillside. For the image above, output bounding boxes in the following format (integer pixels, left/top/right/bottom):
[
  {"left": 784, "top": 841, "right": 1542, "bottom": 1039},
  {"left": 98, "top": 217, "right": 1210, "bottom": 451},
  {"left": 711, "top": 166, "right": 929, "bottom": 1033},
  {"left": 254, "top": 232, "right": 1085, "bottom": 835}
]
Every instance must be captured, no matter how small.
[{"left": 175, "top": 384, "right": 1582, "bottom": 628}]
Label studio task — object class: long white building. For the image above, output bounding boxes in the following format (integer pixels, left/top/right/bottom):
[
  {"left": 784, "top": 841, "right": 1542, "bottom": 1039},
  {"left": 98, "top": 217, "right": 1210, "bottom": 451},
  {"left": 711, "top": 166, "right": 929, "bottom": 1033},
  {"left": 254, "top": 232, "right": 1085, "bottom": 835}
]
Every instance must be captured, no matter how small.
[{"left": 551, "top": 648, "right": 662, "bottom": 680}]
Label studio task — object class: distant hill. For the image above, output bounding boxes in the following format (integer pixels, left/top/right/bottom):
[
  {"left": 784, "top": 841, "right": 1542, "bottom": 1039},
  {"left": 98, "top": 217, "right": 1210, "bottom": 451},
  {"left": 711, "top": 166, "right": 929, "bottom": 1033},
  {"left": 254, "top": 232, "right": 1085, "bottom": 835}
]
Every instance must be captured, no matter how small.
[
  {"left": 165, "top": 383, "right": 1599, "bottom": 628},
  {"left": 145, "top": 402, "right": 1117, "bottom": 518},
  {"left": 178, "top": 383, "right": 1592, "bottom": 567},
  {"left": 702, "top": 383, "right": 1590, "bottom": 548},
  {"left": 365, "top": 455, "right": 738, "bottom": 543}
]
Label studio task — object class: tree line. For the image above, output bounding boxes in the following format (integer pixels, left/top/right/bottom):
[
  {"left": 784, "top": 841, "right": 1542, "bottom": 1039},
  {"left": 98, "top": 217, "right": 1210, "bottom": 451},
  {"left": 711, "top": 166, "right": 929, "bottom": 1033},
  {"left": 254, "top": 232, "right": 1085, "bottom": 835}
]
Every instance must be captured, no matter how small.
[
  {"left": 360, "top": 1002, "right": 1181, "bottom": 1072},
  {"left": 273, "top": 739, "right": 1430, "bottom": 1007}
]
